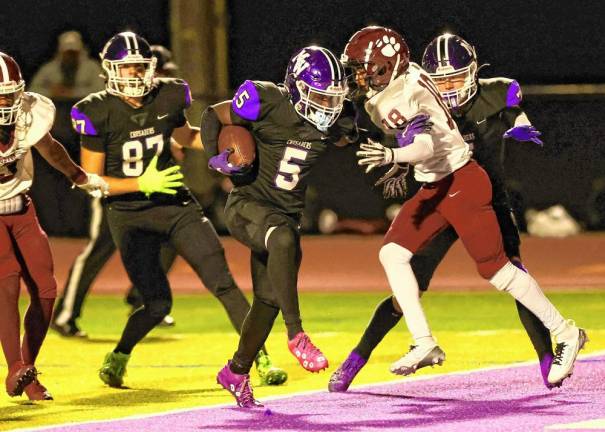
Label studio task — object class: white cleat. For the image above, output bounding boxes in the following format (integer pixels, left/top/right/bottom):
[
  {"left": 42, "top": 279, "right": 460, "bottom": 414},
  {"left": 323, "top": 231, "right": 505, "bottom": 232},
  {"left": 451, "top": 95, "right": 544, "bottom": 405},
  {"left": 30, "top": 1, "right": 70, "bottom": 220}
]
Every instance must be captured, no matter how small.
[
  {"left": 547, "top": 324, "right": 588, "bottom": 386},
  {"left": 390, "top": 344, "right": 446, "bottom": 376}
]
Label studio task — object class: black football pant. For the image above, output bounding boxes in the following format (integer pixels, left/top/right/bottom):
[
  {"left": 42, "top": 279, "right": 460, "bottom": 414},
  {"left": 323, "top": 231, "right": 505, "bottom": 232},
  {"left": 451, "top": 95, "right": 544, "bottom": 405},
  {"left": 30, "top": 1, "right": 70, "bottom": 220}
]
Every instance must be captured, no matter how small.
[
  {"left": 224, "top": 192, "right": 303, "bottom": 373},
  {"left": 354, "top": 204, "right": 553, "bottom": 362},
  {"left": 53, "top": 197, "right": 176, "bottom": 327},
  {"left": 106, "top": 200, "right": 251, "bottom": 355}
]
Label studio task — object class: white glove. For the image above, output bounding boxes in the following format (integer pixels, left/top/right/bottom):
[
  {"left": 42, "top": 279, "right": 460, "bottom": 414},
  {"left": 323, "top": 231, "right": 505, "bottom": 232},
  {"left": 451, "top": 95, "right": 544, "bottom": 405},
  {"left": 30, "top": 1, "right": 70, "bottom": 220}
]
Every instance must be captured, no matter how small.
[
  {"left": 356, "top": 139, "right": 394, "bottom": 173},
  {"left": 75, "top": 173, "right": 109, "bottom": 198},
  {"left": 375, "top": 163, "right": 409, "bottom": 199}
]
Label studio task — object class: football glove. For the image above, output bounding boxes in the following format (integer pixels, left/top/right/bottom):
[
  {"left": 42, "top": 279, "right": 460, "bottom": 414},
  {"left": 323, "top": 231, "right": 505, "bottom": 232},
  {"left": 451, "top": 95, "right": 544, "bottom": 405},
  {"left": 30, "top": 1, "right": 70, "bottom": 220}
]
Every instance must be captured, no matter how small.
[
  {"left": 356, "top": 139, "right": 394, "bottom": 173},
  {"left": 375, "top": 163, "right": 409, "bottom": 199},
  {"left": 396, "top": 114, "right": 433, "bottom": 148},
  {"left": 75, "top": 173, "right": 109, "bottom": 198},
  {"left": 137, "top": 155, "right": 184, "bottom": 196},
  {"left": 503, "top": 125, "right": 543, "bottom": 146},
  {"left": 208, "top": 149, "right": 245, "bottom": 175}
]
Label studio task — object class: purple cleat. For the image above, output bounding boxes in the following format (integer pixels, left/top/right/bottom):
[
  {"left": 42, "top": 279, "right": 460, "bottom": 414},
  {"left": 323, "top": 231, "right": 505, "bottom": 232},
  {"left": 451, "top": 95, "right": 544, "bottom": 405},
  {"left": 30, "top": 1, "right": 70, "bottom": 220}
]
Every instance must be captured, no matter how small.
[
  {"left": 217, "top": 362, "right": 263, "bottom": 408},
  {"left": 328, "top": 351, "right": 367, "bottom": 392}
]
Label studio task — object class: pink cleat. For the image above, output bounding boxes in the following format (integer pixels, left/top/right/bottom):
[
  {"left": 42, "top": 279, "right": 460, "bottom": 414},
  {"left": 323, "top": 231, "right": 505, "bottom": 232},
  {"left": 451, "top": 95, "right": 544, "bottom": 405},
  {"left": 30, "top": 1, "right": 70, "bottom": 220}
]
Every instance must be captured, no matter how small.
[
  {"left": 217, "top": 362, "right": 263, "bottom": 408},
  {"left": 287, "top": 332, "right": 329, "bottom": 372}
]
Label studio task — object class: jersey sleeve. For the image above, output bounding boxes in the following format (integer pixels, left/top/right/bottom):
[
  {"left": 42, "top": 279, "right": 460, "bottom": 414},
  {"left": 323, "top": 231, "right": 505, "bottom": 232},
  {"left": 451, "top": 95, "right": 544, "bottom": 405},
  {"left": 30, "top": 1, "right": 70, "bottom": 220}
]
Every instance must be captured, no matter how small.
[
  {"left": 156, "top": 78, "right": 192, "bottom": 128},
  {"left": 71, "top": 93, "right": 106, "bottom": 152},
  {"left": 229, "top": 80, "right": 281, "bottom": 126}
]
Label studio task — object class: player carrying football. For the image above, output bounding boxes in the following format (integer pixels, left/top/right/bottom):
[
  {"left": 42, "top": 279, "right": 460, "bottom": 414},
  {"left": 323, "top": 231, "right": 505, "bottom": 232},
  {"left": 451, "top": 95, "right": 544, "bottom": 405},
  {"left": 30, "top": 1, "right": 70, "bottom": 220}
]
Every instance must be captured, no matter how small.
[
  {"left": 0, "top": 52, "right": 106, "bottom": 400},
  {"left": 74, "top": 32, "right": 286, "bottom": 388},
  {"left": 202, "top": 45, "right": 356, "bottom": 407},
  {"left": 330, "top": 26, "right": 586, "bottom": 392}
]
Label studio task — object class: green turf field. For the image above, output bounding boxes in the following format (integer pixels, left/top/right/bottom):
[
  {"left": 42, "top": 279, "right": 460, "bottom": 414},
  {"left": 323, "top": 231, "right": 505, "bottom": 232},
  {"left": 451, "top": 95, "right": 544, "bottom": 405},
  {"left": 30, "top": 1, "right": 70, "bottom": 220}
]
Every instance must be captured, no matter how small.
[{"left": 2, "top": 290, "right": 604, "bottom": 431}]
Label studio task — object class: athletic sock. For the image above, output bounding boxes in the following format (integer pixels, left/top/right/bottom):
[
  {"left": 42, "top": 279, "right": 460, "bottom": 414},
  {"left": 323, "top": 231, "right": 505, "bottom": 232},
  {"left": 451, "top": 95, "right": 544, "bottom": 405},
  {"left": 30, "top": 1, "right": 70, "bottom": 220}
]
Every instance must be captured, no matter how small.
[
  {"left": 22, "top": 297, "right": 55, "bottom": 365},
  {"left": 354, "top": 296, "right": 403, "bottom": 360},
  {"left": 232, "top": 299, "right": 279, "bottom": 374},
  {"left": 379, "top": 243, "right": 434, "bottom": 344},
  {"left": 215, "top": 287, "right": 252, "bottom": 334},
  {"left": 515, "top": 300, "right": 553, "bottom": 359},
  {"left": 266, "top": 227, "right": 303, "bottom": 339},
  {"left": 115, "top": 308, "right": 165, "bottom": 355},
  {"left": 0, "top": 275, "right": 22, "bottom": 367},
  {"left": 490, "top": 262, "right": 565, "bottom": 333}
]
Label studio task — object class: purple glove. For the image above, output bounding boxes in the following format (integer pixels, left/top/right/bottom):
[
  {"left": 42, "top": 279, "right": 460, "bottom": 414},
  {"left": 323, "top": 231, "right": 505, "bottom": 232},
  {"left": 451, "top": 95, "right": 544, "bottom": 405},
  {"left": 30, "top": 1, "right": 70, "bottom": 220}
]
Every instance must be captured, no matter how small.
[
  {"left": 395, "top": 114, "right": 433, "bottom": 147},
  {"left": 503, "top": 125, "right": 543, "bottom": 146},
  {"left": 208, "top": 149, "right": 244, "bottom": 175}
]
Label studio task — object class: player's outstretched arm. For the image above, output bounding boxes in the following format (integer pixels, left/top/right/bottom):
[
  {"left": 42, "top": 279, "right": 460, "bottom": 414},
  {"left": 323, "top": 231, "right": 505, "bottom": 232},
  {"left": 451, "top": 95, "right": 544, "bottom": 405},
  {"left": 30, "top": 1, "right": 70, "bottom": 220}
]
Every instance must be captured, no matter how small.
[
  {"left": 172, "top": 121, "right": 202, "bottom": 150},
  {"left": 34, "top": 132, "right": 108, "bottom": 197}
]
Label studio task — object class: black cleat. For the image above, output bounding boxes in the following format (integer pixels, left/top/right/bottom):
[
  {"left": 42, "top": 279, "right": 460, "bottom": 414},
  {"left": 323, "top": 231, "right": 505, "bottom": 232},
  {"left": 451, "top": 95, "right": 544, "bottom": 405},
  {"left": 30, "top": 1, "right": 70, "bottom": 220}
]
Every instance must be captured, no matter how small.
[{"left": 50, "top": 321, "right": 88, "bottom": 338}]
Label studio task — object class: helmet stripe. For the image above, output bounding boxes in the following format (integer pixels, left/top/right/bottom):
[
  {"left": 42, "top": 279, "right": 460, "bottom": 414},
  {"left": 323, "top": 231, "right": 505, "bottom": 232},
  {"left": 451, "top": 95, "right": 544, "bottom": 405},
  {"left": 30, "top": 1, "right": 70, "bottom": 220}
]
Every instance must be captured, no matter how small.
[
  {"left": 131, "top": 34, "right": 140, "bottom": 52},
  {"left": 0, "top": 56, "right": 8, "bottom": 83},
  {"left": 318, "top": 47, "right": 341, "bottom": 82},
  {"left": 443, "top": 34, "right": 451, "bottom": 66},
  {"left": 123, "top": 34, "right": 132, "bottom": 51}
]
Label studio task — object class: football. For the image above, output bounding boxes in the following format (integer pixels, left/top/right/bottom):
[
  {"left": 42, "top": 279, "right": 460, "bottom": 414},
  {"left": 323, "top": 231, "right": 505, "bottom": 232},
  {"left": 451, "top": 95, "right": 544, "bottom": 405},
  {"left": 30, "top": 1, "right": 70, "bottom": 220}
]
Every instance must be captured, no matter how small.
[{"left": 218, "top": 125, "right": 256, "bottom": 167}]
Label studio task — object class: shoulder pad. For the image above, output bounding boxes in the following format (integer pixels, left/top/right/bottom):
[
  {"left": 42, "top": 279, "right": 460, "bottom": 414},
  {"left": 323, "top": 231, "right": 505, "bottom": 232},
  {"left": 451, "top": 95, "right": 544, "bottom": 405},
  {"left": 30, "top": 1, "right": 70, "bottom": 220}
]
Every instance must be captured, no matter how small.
[
  {"left": 478, "top": 77, "right": 522, "bottom": 107},
  {"left": 18, "top": 92, "right": 56, "bottom": 144},
  {"left": 71, "top": 91, "right": 107, "bottom": 136},
  {"left": 232, "top": 80, "right": 281, "bottom": 121},
  {"left": 155, "top": 78, "right": 192, "bottom": 110},
  {"left": 505, "top": 80, "right": 522, "bottom": 107}
]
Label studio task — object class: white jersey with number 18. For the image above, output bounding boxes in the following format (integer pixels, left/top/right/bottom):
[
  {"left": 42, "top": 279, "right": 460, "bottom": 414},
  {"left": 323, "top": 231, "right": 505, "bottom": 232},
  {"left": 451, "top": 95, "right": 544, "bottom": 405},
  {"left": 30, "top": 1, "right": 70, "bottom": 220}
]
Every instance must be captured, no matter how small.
[
  {"left": 0, "top": 92, "right": 55, "bottom": 199},
  {"left": 364, "top": 62, "right": 471, "bottom": 183}
]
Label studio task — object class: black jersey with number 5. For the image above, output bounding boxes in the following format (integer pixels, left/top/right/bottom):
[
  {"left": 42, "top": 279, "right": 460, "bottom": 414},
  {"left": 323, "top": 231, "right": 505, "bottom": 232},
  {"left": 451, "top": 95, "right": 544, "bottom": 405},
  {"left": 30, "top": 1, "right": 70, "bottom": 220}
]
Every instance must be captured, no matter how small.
[
  {"left": 71, "top": 78, "right": 191, "bottom": 209},
  {"left": 229, "top": 80, "right": 332, "bottom": 215}
]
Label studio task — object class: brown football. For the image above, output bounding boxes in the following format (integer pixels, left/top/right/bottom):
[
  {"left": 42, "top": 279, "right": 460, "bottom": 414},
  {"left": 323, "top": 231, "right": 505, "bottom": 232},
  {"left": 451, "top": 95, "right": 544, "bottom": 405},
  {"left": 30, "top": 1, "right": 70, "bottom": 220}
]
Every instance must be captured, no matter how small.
[{"left": 218, "top": 125, "right": 256, "bottom": 167}]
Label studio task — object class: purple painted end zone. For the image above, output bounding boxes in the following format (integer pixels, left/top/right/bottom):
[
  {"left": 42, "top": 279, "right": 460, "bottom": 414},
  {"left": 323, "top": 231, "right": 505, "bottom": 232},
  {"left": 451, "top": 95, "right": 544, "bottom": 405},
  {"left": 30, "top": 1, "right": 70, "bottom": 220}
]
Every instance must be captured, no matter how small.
[
  {"left": 46, "top": 355, "right": 605, "bottom": 432},
  {"left": 232, "top": 80, "right": 261, "bottom": 121},
  {"left": 506, "top": 80, "right": 522, "bottom": 107}
]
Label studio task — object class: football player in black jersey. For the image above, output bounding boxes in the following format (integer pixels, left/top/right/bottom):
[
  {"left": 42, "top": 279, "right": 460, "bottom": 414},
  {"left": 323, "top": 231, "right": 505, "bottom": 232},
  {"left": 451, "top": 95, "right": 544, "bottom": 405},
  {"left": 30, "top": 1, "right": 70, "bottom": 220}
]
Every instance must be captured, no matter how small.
[
  {"left": 202, "top": 46, "right": 355, "bottom": 407},
  {"left": 329, "top": 33, "right": 563, "bottom": 392},
  {"left": 74, "top": 32, "right": 286, "bottom": 388}
]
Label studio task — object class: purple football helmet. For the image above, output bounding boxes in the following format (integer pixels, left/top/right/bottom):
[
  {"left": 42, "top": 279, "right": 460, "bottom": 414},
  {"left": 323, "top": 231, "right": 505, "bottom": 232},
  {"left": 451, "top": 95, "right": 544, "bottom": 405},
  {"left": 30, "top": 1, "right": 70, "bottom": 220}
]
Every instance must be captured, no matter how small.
[
  {"left": 100, "top": 32, "right": 157, "bottom": 97},
  {"left": 422, "top": 34, "right": 478, "bottom": 109},
  {"left": 284, "top": 46, "right": 347, "bottom": 131}
]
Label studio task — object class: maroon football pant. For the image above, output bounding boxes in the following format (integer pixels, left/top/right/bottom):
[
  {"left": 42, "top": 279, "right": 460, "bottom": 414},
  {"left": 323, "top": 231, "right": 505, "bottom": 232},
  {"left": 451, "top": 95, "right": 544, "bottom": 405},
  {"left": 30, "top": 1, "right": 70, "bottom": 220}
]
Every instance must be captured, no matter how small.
[
  {"left": 0, "top": 201, "right": 56, "bottom": 369},
  {"left": 384, "top": 160, "right": 509, "bottom": 279}
]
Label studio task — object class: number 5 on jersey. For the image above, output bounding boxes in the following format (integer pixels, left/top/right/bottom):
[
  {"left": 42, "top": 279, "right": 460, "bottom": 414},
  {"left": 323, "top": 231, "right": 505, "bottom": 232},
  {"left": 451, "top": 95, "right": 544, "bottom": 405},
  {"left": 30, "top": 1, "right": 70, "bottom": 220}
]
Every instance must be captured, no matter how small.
[
  {"left": 122, "top": 134, "right": 164, "bottom": 176},
  {"left": 275, "top": 146, "right": 308, "bottom": 190}
]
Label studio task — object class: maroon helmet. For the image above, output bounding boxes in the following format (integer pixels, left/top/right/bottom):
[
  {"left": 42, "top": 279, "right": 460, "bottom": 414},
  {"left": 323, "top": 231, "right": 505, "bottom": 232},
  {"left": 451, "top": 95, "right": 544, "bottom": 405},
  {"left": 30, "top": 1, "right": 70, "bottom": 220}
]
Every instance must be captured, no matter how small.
[
  {"left": 341, "top": 26, "right": 410, "bottom": 94},
  {"left": 0, "top": 53, "right": 25, "bottom": 125}
]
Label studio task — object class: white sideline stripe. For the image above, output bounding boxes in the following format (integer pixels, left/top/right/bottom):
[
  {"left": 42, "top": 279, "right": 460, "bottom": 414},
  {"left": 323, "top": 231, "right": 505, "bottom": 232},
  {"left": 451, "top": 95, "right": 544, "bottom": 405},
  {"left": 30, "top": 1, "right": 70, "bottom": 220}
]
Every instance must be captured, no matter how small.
[
  {"left": 18, "top": 349, "right": 605, "bottom": 432},
  {"left": 545, "top": 418, "right": 605, "bottom": 430},
  {"left": 54, "top": 197, "right": 104, "bottom": 326}
]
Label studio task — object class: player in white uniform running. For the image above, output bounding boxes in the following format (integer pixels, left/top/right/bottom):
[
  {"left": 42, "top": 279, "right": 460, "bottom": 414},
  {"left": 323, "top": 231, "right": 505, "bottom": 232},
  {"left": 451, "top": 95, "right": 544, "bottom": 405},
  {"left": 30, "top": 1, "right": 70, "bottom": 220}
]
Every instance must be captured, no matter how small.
[{"left": 343, "top": 26, "right": 585, "bottom": 386}]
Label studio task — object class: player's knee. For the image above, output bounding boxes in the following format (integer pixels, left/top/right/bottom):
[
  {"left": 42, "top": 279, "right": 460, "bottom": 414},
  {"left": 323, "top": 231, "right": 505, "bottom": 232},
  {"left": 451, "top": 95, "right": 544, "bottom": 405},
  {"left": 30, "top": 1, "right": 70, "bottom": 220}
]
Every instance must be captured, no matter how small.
[
  {"left": 146, "top": 298, "right": 172, "bottom": 318},
  {"left": 379, "top": 243, "right": 413, "bottom": 269},
  {"left": 266, "top": 225, "right": 297, "bottom": 252}
]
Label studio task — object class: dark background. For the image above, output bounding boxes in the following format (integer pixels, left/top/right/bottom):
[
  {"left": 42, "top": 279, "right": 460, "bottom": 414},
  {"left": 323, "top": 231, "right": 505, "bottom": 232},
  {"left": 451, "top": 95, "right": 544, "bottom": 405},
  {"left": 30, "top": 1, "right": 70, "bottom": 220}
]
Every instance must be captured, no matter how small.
[{"left": 2, "top": 0, "right": 604, "bottom": 235}]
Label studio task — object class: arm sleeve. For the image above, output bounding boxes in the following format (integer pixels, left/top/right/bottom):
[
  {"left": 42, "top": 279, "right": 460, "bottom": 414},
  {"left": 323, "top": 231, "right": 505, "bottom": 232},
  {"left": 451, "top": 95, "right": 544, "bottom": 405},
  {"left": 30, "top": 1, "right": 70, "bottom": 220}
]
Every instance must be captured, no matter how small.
[
  {"left": 200, "top": 106, "right": 221, "bottom": 157},
  {"left": 392, "top": 134, "right": 434, "bottom": 164}
]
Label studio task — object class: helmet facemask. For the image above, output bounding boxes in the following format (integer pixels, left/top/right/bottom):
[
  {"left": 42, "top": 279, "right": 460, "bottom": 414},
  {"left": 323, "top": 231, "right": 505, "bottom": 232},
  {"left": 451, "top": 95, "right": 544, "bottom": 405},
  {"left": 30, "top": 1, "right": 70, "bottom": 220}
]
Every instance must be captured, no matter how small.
[
  {"left": 103, "top": 56, "right": 156, "bottom": 98},
  {"left": 431, "top": 61, "right": 477, "bottom": 109},
  {"left": 294, "top": 79, "right": 347, "bottom": 131},
  {"left": 0, "top": 80, "right": 24, "bottom": 125}
]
